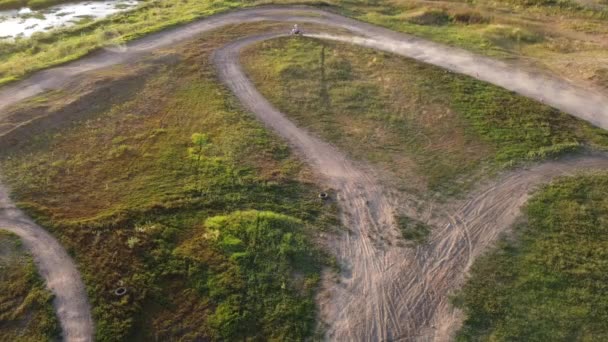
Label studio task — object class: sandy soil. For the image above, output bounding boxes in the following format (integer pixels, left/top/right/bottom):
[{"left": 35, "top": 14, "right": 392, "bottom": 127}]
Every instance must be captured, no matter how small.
[{"left": 1, "top": 6, "right": 608, "bottom": 342}]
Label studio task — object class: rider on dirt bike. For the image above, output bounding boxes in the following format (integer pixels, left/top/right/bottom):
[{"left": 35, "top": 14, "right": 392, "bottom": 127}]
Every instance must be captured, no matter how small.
[{"left": 290, "top": 24, "right": 302, "bottom": 35}]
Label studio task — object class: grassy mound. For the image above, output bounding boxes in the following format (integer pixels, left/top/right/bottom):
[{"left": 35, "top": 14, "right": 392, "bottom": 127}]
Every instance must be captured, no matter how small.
[
  {"left": 0, "top": 230, "right": 59, "bottom": 341},
  {"left": 241, "top": 37, "right": 608, "bottom": 195},
  {"left": 0, "top": 26, "right": 337, "bottom": 341},
  {"left": 451, "top": 10, "right": 490, "bottom": 25},
  {"left": 592, "top": 68, "right": 608, "bottom": 88},
  {"left": 177, "top": 210, "right": 324, "bottom": 340},
  {"left": 455, "top": 173, "right": 608, "bottom": 341},
  {"left": 405, "top": 8, "right": 490, "bottom": 26}
]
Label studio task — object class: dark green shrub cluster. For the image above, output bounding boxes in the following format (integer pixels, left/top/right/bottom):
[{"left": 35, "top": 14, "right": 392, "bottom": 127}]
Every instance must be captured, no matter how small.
[
  {"left": 176, "top": 210, "right": 324, "bottom": 341},
  {"left": 451, "top": 11, "right": 490, "bottom": 24}
]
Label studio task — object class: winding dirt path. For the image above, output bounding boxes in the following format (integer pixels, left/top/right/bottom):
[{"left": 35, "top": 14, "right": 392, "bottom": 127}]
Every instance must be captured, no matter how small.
[
  {"left": 1, "top": 5, "right": 608, "bottom": 341},
  {"left": 0, "top": 183, "right": 93, "bottom": 342},
  {"left": 2, "top": 6, "right": 608, "bottom": 130}
]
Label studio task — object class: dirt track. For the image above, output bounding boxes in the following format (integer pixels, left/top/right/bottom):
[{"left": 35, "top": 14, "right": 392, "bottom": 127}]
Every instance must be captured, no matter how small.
[
  {"left": 0, "top": 183, "right": 93, "bottom": 342},
  {"left": 2, "top": 5, "right": 608, "bottom": 342},
  {"left": 214, "top": 34, "right": 608, "bottom": 341}
]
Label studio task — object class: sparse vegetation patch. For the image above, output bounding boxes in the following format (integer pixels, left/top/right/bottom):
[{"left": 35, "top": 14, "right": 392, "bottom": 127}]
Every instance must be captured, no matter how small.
[{"left": 397, "top": 216, "right": 430, "bottom": 244}]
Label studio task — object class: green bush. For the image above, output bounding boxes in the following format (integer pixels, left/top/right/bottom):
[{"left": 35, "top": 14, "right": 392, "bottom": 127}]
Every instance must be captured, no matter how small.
[{"left": 177, "top": 210, "right": 325, "bottom": 341}]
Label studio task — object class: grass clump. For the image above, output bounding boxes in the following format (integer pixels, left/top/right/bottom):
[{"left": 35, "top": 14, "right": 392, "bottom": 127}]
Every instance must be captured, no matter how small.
[
  {"left": 0, "top": 0, "right": 73, "bottom": 10},
  {"left": 481, "top": 24, "right": 544, "bottom": 49},
  {"left": 0, "top": 230, "right": 60, "bottom": 341},
  {"left": 241, "top": 38, "right": 608, "bottom": 195},
  {"left": 406, "top": 9, "right": 451, "bottom": 26},
  {"left": 397, "top": 216, "right": 430, "bottom": 244},
  {"left": 451, "top": 10, "right": 490, "bottom": 25},
  {"left": 455, "top": 173, "right": 608, "bottom": 341}
]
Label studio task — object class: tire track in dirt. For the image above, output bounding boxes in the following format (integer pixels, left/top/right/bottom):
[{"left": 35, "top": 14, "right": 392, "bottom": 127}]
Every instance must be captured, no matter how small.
[{"left": 2, "top": 5, "right": 608, "bottom": 341}]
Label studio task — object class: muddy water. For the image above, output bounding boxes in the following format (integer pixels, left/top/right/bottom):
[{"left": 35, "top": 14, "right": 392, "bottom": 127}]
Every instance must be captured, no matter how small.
[{"left": 0, "top": 0, "right": 139, "bottom": 39}]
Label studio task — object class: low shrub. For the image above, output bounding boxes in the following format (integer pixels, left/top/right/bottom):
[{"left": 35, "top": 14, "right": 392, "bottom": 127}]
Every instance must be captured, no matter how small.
[
  {"left": 451, "top": 10, "right": 490, "bottom": 25},
  {"left": 482, "top": 24, "right": 544, "bottom": 46},
  {"left": 407, "top": 9, "right": 451, "bottom": 26},
  {"left": 397, "top": 216, "right": 430, "bottom": 244}
]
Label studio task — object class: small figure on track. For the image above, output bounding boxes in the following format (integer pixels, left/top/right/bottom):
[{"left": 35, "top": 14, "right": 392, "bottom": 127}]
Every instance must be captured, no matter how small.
[{"left": 290, "top": 24, "right": 302, "bottom": 36}]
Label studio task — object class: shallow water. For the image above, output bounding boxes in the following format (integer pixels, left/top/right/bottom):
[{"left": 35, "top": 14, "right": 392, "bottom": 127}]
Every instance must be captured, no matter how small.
[{"left": 0, "top": 0, "right": 139, "bottom": 39}]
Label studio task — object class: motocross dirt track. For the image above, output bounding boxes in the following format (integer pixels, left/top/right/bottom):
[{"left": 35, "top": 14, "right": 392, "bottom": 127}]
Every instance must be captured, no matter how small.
[
  {"left": 1, "top": 6, "right": 608, "bottom": 342},
  {"left": 214, "top": 34, "right": 608, "bottom": 341}
]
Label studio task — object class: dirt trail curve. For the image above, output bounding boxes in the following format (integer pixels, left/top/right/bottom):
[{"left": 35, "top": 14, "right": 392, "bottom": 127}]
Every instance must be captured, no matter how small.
[
  {"left": 2, "top": 5, "right": 608, "bottom": 342},
  {"left": 215, "top": 35, "right": 608, "bottom": 341},
  {"left": 0, "top": 182, "right": 93, "bottom": 342}
]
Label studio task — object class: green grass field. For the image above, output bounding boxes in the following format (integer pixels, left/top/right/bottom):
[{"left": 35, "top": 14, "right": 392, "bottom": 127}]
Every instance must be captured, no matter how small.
[
  {"left": 0, "top": 25, "right": 338, "bottom": 341},
  {"left": 0, "top": 230, "right": 59, "bottom": 341},
  {"left": 455, "top": 173, "right": 608, "bottom": 341},
  {"left": 241, "top": 37, "right": 608, "bottom": 195}
]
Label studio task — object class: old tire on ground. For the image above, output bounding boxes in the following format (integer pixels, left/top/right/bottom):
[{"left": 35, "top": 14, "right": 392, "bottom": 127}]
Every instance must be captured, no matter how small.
[{"left": 114, "top": 287, "right": 127, "bottom": 297}]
